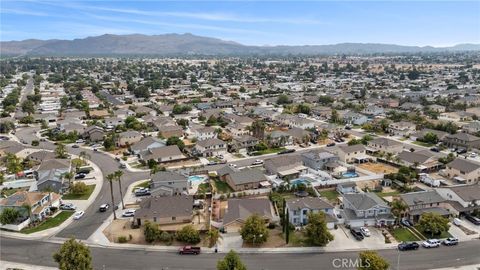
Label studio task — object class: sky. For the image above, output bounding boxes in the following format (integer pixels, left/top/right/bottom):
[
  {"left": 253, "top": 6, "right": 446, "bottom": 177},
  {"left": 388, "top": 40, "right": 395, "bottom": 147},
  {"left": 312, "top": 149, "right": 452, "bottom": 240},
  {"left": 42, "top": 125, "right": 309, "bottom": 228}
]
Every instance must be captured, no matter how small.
[{"left": 1, "top": 1, "right": 479, "bottom": 46}]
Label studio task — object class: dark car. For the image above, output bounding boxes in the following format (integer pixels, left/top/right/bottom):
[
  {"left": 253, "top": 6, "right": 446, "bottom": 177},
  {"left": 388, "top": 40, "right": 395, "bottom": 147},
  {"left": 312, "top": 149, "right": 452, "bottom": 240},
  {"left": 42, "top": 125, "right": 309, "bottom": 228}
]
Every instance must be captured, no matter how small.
[
  {"left": 350, "top": 228, "right": 364, "bottom": 241},
  {"left": 398, "top": 242, "right": 420, "bottom": 251},
  {"left": 99, "top": 204, "right": 110, "bottom": 212},
  {"left": 430, "top": 147, "right": 440, "bottom": 152},
  {"left": 401, "top": 218, "right": 413, "bottom": 227},
  {"left": 326, "top": 143, "right": 336, "bottom": 147},
  {"left": 456, "top": 148, "right": 467, "bottom": 154},
  {"left": 178, "top": 246, "right": 201, "bottom": 255},
  {"left": 278, "top": 149, "right": 296, "bottom": 155},
  {"left": 72, "top": 144, "right": 80, "bottom": 148},
  {"left": 75, "top": 173, "right": 86, "bottom": 179},
  {"left": 465, "top": 214, "right": 480, "bottom": 225}
]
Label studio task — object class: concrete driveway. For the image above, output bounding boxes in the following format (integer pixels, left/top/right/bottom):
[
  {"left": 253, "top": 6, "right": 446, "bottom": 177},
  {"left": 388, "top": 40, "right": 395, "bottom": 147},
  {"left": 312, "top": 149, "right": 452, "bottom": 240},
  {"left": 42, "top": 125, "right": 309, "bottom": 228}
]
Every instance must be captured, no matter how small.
[{"left": 327, "top": 225, "right": 396, "bottom": 251}]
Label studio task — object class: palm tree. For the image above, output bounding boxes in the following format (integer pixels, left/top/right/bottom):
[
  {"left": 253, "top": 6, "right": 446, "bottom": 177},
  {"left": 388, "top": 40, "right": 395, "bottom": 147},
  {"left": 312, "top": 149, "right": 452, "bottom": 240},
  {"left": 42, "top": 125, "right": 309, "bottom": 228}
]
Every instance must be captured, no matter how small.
[
  {"left": 22, "top": 203, "right": 33, "bottom": 224},
  {"left": 391, "top": 199, "right": 408, "bottom": 225},
  {"left": 63, "top": 172, "right": 74, "bottom": 189},
  {"left": 79, "top": 151, "right": 90, "bottom": 163},
  {"left": 106, "top": 173, "right": 117, "bottom": 220},
  {"left": 114, "top": 170, "right": 125, "bottom": 210}
]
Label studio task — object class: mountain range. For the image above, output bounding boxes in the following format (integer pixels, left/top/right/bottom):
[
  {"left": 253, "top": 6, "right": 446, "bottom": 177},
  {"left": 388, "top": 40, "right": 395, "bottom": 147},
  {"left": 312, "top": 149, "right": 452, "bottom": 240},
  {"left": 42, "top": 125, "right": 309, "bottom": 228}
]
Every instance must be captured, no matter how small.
[{"left": 1, "top": 33, "right": 479, "bottom": 56}]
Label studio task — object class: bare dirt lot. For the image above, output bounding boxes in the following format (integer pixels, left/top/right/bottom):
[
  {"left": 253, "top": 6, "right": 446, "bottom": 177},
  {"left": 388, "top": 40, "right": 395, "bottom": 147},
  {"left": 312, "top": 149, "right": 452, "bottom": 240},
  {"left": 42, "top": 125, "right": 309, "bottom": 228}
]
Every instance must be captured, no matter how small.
[{"left": 358, "top": 162, "right": 398, "bottom": 174}]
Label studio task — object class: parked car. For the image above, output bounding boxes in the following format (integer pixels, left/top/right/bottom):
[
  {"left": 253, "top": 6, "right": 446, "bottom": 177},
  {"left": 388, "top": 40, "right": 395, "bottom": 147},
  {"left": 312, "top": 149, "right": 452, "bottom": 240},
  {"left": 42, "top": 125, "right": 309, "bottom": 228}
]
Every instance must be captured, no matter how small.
[
  {"left": 119, "top": 163, "right": 127, "bottom": 169},
  {"left": 360, "top": 227, "right": 371, "bottom": 237},
  {"left": 401, "top": 218, "right": 413, "bottom": 227},
  {"left": 59, "top": 203, "right": 76, "bottom": 211},
  {"left": 350, "top": 228, "right": 364, "bottom": 241},
  {"left": 99, "top": 204, "right": 110, "bottom": 212},
  {"left": 75, "top": 173, "right": 86, "bottom": 179},
  {"left": 430, "top": 147, "right": 440, "bottom": 152},
  {"left": 453, "top": 218, "right": 462, "bottom": 226},
  {"left": 252, "top": 159, "right": 263, "bottom": 165},
  {"left": 229, "top": 163, "right": 238, "bottom": 168},
  {"left": 75, "top": 139, "right": 85, "bottom": 143},
  {"left": 422, "top": 239, "right": 441, "bottom": 248},
  {"left": 178, "top": 246, "right": 201, "bottom": 255},
  {"left": 464, "top": 214, "right": 480, "bottom": 225},
  {"left": 72, "top": 144, "right": 80, "bottom": 148},
  {"left": 326, "top": 143, "right": 336, "bottom": 147},
  {"left": 135, "top": 188, "right": 151, "bottom": 197},
  {"left": 278, "top": 149, "right": 295, "bottom": 155},
  {"left": 443, "top": 237, "right": 459, "bottom": 246},
  {"left": 398, "top": 242, "right": 420, "bottom": 251},
  {"left": 73, "top": 211, "right": 85, "bottom": 220},
  {"left": 207, "top": 161, "right": 217, "bottom": 165},
  {"left": 115, "top": 157, "right": 121, "bottom": 161},
  {"left": 122, "top": 209, "right": 136, "bottom": 217},
  {"left": 456, "top": 148, "right": 467, "bottom": 154}
]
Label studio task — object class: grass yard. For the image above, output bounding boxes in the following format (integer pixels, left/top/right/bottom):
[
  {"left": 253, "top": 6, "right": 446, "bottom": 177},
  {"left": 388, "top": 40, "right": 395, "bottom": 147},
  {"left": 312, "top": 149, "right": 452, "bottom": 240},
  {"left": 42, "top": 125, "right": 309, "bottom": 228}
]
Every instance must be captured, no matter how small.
[
  {"left": 21, "top": 211, "right": 74, "bottom": 234},
  {"left": 251, "top": 147, "right": 286, "bottom": 156},
  {"left": 197, "top": 182, "right": 211, "bottom": 194},
  {"left": 134, "top": 180, "right": 150, "bottom": 190},
  {"left": 412, "top": 141, "right": 434, "bottom": 147},
  {"left": 62, "top": 184, "right": 95, "bottom": 200},
  {"left": 319, "top": 190, "right": 340, "bottom": 201},
  {"left": 414, "top": 225, "right": 452, "bottom": 239},
  {"left": 391, "top": 227, "right": 420, "bottom": 242},
  {"left": 375, "top": 191, "right": 401, "bottom": 198},
  {"left": 1, "top": 188, "right": 24, "bottom": 197},
  {"left": 213, "top": 180, "right": 233, "bottom": 194}
]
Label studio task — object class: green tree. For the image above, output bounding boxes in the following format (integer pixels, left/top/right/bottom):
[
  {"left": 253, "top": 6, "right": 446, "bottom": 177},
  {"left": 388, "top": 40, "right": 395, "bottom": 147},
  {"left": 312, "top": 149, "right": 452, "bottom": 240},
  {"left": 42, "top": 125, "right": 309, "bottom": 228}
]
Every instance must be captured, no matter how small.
[
  {"left": 217, "top": 250, "right": 247, "bottom": 270},
  {"left": 106, "top": 173, "right": 117, "bottom": 220},
  {"left": 390, "top": 199, "right": 408, "bottom": 224},
  {"left": 70, "top": 182, "right": 88, "bottom": 195},
  {"left": 5, "top": 153, "right": 23, "bottom": 174},
  {"left": 21, "top": 100, "right": 35, "bottom": 115},
  {"left": 144, "top": 220, "right": 161, "bottom": 243},
  {"left": 240, "top": 214, "right": 269, "bottom": 245},
  {"left": 276, "top": 94, "right": 290, "bottom": 105},
  {"left": 417, "top": 212, "right": 450, "bottom": 237},
  {"left": 55, "top": 143, "right": 68, "bottom": 159},
  {"left": 176, "top": 225, "right": 201, "bottom": 244},
  {"left": 357, "top": 250, "right": 389, "bottom": 270},
  {"left": 0, "top": 120, "right": 15, "bottom": 133},
  {"left": 0, "top": 207, "right": 20, "bottom": 224},
  {"left": 304, "top": 212, "right": 334, "bottom": 246},
  {"left": 166, "top": 136, "right": 185, "bottom": 150},
  {"left": 53, "top": 238, "right": 93, "bottom": 270},
  {"left": 422, "top": 132, "right": 438, "bottom": 144}
]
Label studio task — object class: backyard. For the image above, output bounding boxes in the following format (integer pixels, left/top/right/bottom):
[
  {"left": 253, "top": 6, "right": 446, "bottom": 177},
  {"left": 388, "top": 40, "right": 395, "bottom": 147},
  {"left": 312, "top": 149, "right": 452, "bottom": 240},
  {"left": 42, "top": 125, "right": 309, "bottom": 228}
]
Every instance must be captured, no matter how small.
[
  {"left": 358, "top": 162, "right": 399, "bottom": 174},
  {"left": 213, "top": 179, "right": 233, "bottom": 194},
  {"left": 62, "top": 184, "right": 96, "bottom": 200},
  {"left": 318, "top": 189, "right": 340, "bottom": 202},
  {"left": 21, "top": 211, "right": 74, "bottom": 234}
]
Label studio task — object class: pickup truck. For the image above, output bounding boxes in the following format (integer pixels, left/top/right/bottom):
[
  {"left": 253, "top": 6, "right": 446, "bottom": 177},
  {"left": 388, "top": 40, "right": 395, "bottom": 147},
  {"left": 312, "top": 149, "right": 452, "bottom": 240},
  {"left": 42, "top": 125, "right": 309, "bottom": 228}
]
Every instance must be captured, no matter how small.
[{"left": 178, "top": 246, "right": 201, "bottom": 255}]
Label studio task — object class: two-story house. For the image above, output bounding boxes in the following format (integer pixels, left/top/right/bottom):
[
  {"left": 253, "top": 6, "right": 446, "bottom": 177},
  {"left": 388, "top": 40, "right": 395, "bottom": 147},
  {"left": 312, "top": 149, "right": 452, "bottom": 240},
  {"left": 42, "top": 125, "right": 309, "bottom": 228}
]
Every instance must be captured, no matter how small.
[
  {"left": 442, "top": 133, "right": 480, "bottom": 151},
  {"left": 387, "top": 121, "right": 416, "bottom": 137},
  {"left": 194, "top": 126, "right": 217, "bottom": 141},
  {"left": 150, "top": 171, "right": 189, "bottom": 196},
  {"left": 399, "top": 190, "right": 450, "bottom": 223},
  {"left": 444, "top": 158, "right": 480, "bottom": 184},
  {"left": 437, "top": 185, "right": 480, "bottom": 216},
  {"left": 286, "top": 197, "right": 336, "bottom": 229},
  {"left": 335, "top": 144, "right": 368, "bottom": 164},
  {"left": 301, "top": 149, "right": 339, "bottom": 171},
  {"left": 342, "top": 192, "right": 395, "bottom": 227},
  {"left": 116, "top": 131, "right": 143, "bottom": 147},
  {"left": 367, "top": 137, "right": 404, "bottom": 155},
  {"left": 194, "top": 138, "right": 227, "bottom": 157}
]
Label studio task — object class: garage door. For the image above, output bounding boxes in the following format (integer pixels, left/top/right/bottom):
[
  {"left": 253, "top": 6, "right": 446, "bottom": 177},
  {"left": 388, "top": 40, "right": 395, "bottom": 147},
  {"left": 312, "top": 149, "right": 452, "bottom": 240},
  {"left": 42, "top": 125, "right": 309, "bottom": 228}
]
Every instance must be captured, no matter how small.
[{"left": 348, "top": 220, "right": 364, "bottom": 228}]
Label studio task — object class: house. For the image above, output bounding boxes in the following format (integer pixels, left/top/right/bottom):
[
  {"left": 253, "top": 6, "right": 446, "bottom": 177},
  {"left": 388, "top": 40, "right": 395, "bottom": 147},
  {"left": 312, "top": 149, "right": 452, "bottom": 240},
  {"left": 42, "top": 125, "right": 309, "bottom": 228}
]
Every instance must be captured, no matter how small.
[
  {"left": 439, "top": 111, "right": 474, "bottom": 122},
  {"left": 336, "top": 182, "right": 357, "bottom": 194},
  {"left": 285, "top": 197, "right": 336, "bottom": 229},
  {"left": 266, "top": 131, "right": 293, "bottom": 147},
  {"left": 231, "top": 135, "right": 259, "bottom": 152},
  {"left": 83, "top": 126, "right": 105, "bottom": 142},
  {"left": 410, "top": 129, "right": 448, "bottom": 142},
  {"left": 335, "top": 144, "right": 368, "bottom": 164},
  {"left": 436, "top": 185, "right": 480, "bottom": 216},
  {"left": 289, "top": 117, "right": 315, "bottom": 129},
  {"left": 194, "top": 138, "right": 227, "bottom": 157},
  {"left": 0, "top": 191, "right": 61, "bottom": 231},
  {"left": 224, "top": 168, "right": 269, "bottom": 191},
  {"left": 367, "top": 137, "right": 404, "bottom": 154},
  {"left": 26, "top": 151, "right": 55, "bottom": 163},
  {"left": 399, "top": 190, "right": 450, "bottom": 223},
  {"left": 301, "top": 149, "right": 339, "bottom": 171},
  {"left": 158, "top": 125, "right": 184, "bottom": 139},
  {"left": 116, "top": 131, "right": 143, "bottom": 147},
  {"left": 113, "top": 108, "right": 135, "bottom": 119},
  {"left": 59, "top": 123, "right": 85, "bottom": 134},
  {"left": 226, "top": 122, "right": 250, "bottom": 137},
  {"left": 387, "top": 121, "right": 416, "bottom": 137},
  {"left": 139, "top": 145, "right": 186, "bottom": 164},
  {"left": 285, "top": 127, "right": 313, "bottom": 145},
  {"left": 428, "top": 105, "right": 446, "bottom": 113},
  {"left": 35, "top": 159, "right": 71, "bottom": 193},
  {"left": 104, "top": 117, "right": 124, "bottom": 128},
  {"left": 343, "top": 112, "right": 369, "bottom": 126},
  {"left": 264, "top": 155, "right": 307, "bottom": 180},
  {"left": 442, "top": 133, "right": 480, "bottom": 150},
  {"left": 444, "top": 158, "right": 480, "bottom": 184},
  {"left": 397, "top": 150, "right": 443, "bottom": 172},
  {"left": 462, "top": 121, "right": 480, "bottom": 135},
  {"left": 130, "top": 137, "right": 165, "bottom": 155},
  {"left": 194, "top": 126, "right": 216, "bottom": 141},
  {"left": 222, "top": 198, "right": 275, "bottom": 232},
  {"left": 133, "top": 195, "right": 193, "bottom": 226},
  {"left": 150, "top": 171, "right": 189, "bottom": 196},
  {"left": 342, "top": 192, "right": 395, "bottom": 227},
  {"left": 362, "top": 105, "right": 385, "bottom": 117}
]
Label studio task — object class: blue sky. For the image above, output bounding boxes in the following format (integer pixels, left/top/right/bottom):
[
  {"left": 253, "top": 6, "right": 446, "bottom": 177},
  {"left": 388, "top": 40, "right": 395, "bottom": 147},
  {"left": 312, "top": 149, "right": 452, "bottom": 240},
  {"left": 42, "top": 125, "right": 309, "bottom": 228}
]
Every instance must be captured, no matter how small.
[{"left": 1, "top": 1, "right": 479, "bottom": 46}]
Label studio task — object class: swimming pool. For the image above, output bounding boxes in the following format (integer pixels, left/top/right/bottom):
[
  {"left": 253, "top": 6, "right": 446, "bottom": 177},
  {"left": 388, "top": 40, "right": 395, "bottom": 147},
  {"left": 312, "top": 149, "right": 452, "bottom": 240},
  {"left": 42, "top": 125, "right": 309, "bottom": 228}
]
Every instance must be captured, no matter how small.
[
  {"left": 342, "top": 172, "right": 359, "bottom": 178},
  {"left": 188, "top": 175, "right": 207, "bottom": 183},
  {"left": 291, "top": 178, "right": 311, "bottom": 186}
]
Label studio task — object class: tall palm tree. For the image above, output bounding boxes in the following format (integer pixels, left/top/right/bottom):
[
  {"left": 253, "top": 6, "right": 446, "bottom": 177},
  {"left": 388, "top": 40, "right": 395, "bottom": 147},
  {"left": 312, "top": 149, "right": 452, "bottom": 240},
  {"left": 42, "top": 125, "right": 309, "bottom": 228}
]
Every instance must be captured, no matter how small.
[
  {"left": 63, "top": 172, "right": 74, "bottom": 189},
  {"left": 106, "top": 173, "right": 117, "bottom": 220},
  {"left": 391, "top": 199, "right": 408, "bottom": 225},
  {"left": 114, "top": 170, "right": 125, "bottom": 209}
]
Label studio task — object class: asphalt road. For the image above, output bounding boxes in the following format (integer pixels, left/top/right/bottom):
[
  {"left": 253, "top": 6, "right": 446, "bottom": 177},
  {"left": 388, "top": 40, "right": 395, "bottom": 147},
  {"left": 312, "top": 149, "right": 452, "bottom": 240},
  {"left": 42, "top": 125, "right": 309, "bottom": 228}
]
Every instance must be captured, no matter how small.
[
  {"left": 1, "top": 237, "right": 479, "bottom": 270},
  {"left": 13, "top": 76, "right": 34, "bottom": 119}
]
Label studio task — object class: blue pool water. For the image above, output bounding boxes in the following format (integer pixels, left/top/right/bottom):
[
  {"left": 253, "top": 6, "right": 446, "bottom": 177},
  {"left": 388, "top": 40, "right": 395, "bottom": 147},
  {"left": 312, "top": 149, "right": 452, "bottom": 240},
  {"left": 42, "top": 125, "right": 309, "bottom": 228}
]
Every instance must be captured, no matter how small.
[
  {"left": 342, "top": 172, "right": 359, "bottom": 178},
  {"left": 188, "top": 175, "right": 206, "bottom": 183},
  {"left": 291, "top": 178, "right": 310, "bottom": 186}
]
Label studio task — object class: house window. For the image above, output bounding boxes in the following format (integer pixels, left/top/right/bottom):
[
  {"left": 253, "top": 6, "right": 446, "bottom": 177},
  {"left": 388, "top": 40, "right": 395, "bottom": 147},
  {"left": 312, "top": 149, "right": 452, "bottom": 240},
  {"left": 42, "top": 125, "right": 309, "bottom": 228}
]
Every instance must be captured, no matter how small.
[
  {"left": 303, "top": 210, "right": 308, "bottom": 215},
  {"left": 153, "top": 217, "right": 157, "bottom": 222},
  {"left": 172, "top": 217, "right": 176, "bottom": 221}
]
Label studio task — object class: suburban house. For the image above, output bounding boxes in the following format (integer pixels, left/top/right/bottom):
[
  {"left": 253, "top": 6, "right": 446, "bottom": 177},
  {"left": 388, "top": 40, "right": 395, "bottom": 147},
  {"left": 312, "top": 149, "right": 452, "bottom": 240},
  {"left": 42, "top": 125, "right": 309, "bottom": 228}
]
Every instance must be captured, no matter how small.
[
  {"left": 194, "top": 126, "right": 217, "bottom": 141},
  {"left": 289, "top": 117, "right": 316, "bottom": 129},
  {"left": 0, "top": 191, "right": 61, "bottom": 231},
  {"left": 139, "top": 145, "right": 186, "bottom": 164},
  {"left": 222, "top": 198, "right": 275, "bottom": 232},
  {"left": 342, "top": 192, "right": 395, "bottom": 227},
  {"left": 35, "top": 159, "right": 71, "bottom": 193},
  {"left": 116, "top": 131, "right": 143, "bottom": 147},
  {"left": 462, "top": 121, "right": 480, "bottom": 135},
  {"left": 336, "top": 182, "right": 358, "bottom": 194},
  {"left": 104, "top": 117, "right": 124, "bottom": 128},
  {"left": 367, "top": 137, "right": 404, "bottom": 154},
  {"left": 194, "top": 138, "right": 227, "bottom": 157},
  {"left": 397, "top": 150, "right": 443, "bottom": 172},
  {"left": 285, "top": 197, "right": 336, "bottom": 229},
  {"left": 301, "top": 149, "right": 339, "bottom": 171},
  {"left": 26, "top": 151, "right": 55, "bottom": 163},
  {"left": 410, "top": 129, "right": 448, "bottom": 142},
  {"left": 226, "top": 122, "right": 250, "bottom": 137},
  {"left": 223, "top": 168, "right": 269, "bottom": 191},
  {"left": 82, "top": 125, "right": 105, "bottom": 142},
  {"left": 343, "top": 112, "right": 369, "bottom": 126},
  {"left": 230, "top": 135, "right": 259, "bottom": 152},
  {"left": 150, "top": 171, "right": 189, "bottom": 196},
  {"left": 439, "top": 111, "right": 474, "bottom": 122},
  {"left": 399, "top": 190, "right": 450, "bottom": 223},
  {"left": 158, "top": 125, "right": 184, "bottom": 139},
  {"left": 266, "top": 131, "right": 293, "bottom": 147},
  {"left": 130, "top": 137, "right": 165, "bottom": 155},
  {"left": 444, "top": 158, "right": 480, "bottom": 184},
  {"left": 133, "top": 195, "right": 193, "bottom": 226},
  {"left": 264, "top": 155, "right": 307, "bottom": 180},
  {"left": 437, "top": 185, "right": 480, "bottom": 216},
  {"left": 442, "top": 133, "right": 480, "bottom": 151},
  {"left": 335, "top": 144, "right": 368, "bottom": 164},
  {"left": 387, "top": 121, "right": 416, "bottom": 137},
  {"left": 362, "top": 105, "right": 385, "bottom": 117}
]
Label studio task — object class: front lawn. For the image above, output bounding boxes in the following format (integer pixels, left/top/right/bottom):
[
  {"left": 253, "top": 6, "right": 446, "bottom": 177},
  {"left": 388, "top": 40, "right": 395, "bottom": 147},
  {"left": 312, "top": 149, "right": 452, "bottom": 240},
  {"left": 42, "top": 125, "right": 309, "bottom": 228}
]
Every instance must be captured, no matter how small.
[
  {"left": 213, "top": 180, "right": 233, "bottom": 194},
  {"left": 414, "top": 225, "right": 452, "bottom": 239},
  {"left": 250, "top": 147, "right": 286, "bottom": 156},
  {"left": 412, "top": 141, "right": 434, "bottom": 147},
  {"left": 62, "top": 184, "right": 95, "bottom": 200},
  {"left": 21, "top": 211, "right": 74, "bottom": 234},
  {"left": 319, "top": 190, "right": 339, "bottom": 201},
  {"left": 375, "top": 191, "right": 401, "bottom": 198},
  {"left": 134, "top": 180, "right": 150, "bottom": 190},
  {"left": 391, "top": 227, "right": 420, "bottom": 242}
]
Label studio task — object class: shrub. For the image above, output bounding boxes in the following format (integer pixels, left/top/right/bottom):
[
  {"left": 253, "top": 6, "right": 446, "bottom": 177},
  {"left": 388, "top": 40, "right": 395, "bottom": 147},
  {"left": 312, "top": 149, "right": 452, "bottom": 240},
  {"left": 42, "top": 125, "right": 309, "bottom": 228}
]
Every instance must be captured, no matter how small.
[
  {"left": 117, "top": 236, "right": 128, "bottom": 243},
  {"left": 176, "top": 225, "right": 201, "bottom": 244},
  {"left": 268, "top": 222, "right": 276, "bottom": 229},
  {"left": 158, "top": 231, "right": 173, "bottom": 244},
  {"left": 31, "top": 140, "right": 39, "bottom": 146},
  {"left": 70, "top": 182, "right": 88, "bottom": 195},
  {"left": 143, "top": 221, "right": 161, "bottom": 243}
]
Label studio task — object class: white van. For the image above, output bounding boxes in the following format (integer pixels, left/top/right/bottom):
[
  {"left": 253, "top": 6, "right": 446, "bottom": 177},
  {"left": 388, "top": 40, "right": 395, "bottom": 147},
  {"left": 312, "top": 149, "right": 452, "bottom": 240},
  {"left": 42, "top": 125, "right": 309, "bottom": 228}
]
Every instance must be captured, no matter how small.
[{"left": 453, "top": 218, "right": 462, "bottom": 226}]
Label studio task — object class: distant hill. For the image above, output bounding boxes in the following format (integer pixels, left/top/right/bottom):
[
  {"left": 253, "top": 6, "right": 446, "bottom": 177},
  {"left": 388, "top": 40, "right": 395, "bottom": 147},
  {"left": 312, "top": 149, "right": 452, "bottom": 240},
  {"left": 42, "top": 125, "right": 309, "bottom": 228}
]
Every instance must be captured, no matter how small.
[{"left": 1, "top": 33, "right": 479, "bottom": 56}]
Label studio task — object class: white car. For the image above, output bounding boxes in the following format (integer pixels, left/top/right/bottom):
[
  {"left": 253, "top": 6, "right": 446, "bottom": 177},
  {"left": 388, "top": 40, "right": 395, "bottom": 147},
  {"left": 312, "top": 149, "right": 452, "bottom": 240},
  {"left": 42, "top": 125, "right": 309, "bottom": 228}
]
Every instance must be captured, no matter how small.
[
  {"left": 229, "top": 164, "right": 237, "bottom": 168},
  {"left": 422, "top": 239, "right": 441, "bottom": 248},
  {"left": 73, "top": 211, "right": 85, "bottom": 220},
  {"left": 360, "top": 227, "right": 371, "bottom": 237},
  {"left": 122, "top": 209, "right": 136, "bottom": 217},
  {"left": 252, "top": 159, "right": 263, "bottom": 165}
]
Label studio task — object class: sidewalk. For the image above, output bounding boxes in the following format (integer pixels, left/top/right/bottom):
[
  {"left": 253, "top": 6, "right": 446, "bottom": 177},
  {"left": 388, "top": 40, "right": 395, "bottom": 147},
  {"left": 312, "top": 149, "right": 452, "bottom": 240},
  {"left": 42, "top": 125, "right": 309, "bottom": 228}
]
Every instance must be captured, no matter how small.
[{"left": 0, "top": 261, "right": 57, "bottom": 270}]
